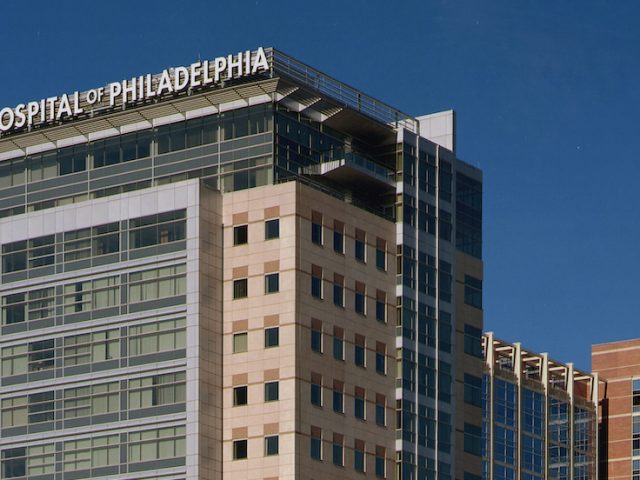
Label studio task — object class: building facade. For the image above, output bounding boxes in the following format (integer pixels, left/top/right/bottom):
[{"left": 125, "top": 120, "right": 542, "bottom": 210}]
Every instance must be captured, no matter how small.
[
  {"left": 482, "top": 333, "right": 599, "bottom": 480},
  {"left": 592, "top": 338, "right": 640, "bottom": 480},
  {"left": 0, "top": 47, "right": 483, "bottom": 479}
]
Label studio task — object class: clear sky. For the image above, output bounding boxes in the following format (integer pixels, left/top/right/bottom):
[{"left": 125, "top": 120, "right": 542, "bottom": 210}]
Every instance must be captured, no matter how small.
[{"left": 1, "top": 0, "right": 639, "bottom": 370}]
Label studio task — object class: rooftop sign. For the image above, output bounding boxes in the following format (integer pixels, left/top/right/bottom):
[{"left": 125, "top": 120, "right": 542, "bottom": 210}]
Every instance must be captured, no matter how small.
[{"left": 0, "top": 47, "right": 269, "bottom": 136}]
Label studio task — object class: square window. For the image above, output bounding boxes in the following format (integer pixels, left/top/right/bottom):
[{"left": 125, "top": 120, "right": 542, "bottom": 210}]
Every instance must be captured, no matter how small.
[
  {"left": 233, "top": 279, "right": 248, "bottom": 299},
  {"left": 265, "top": 381, "right": 279, "bottom": 402},
  {"left": 264, "top": 327, "right": 279, "bottom": 348},
  {"left": 233, "top": 332, "right": 248, "bottom": 353},
  {"left": 233, "top": 386, "right": 248, "bottom": 406},
  {"left": 265, "top": 219, "right": 280, "bottom": 240},
  {"left": 264, "top": 435, "right": 279, "bottom": 456},
  {"left": 265, "top": 273, "right": 279, "bottom": 294},
  {"left": 233, "top": 439, "right": 248, "bottom": 460},
  {"left": 233, "top": 225, "right": 248, "bottom": 245}
]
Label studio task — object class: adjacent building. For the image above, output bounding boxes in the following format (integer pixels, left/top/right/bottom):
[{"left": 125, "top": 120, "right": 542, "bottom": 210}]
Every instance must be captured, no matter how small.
[
  {"left": 0, "top": 47, "right": 483, "bottom": 479},
  {"left": 482, "top": 333, "right": 599, "bottom": 480}
]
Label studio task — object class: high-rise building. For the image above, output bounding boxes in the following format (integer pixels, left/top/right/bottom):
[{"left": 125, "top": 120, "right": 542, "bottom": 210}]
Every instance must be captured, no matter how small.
[
  {"left": 592, "top": 338, "right": 640, "bottom": 480},
  {"left": 482, "top": 333, "right": 599, "bottom": 480},
  {"left": 0, "top": 47, "right": 482, "bottom": 479}
]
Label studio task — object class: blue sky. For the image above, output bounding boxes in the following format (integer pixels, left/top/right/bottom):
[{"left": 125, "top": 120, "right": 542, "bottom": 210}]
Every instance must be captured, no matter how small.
[{"left": 1, "top": 0, "right": 639, "bottom": 370}]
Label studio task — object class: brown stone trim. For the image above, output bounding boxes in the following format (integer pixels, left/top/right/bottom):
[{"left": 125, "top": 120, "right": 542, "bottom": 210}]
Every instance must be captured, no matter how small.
[
  {"left": 264, "top": 206, "right": 280, "bottom": 218},
  {"left": 355, "top": 228, "right": 366, "bottom": 241},
  {"left": 232, "top": 320, "right": 248, "bottom": 332},
  {"left": 232, "top": 427, "right": 248, "bottom": 439},
  {"left": 263, "top": 423, "right": 279, "bottom": 435},
  {"left": 264, "top": 368, "right": 279, "bottom": 381},
  {"left": 264, "top": 314, "right": 279, "bottom": 327},
  {"left": 232, "top": 373, "right": 248, "bottom": 386},
  {"left": 263, "top": 260, "right": 280, "bottom": 273},
  {"left": 232, "top": 266, "right": 248, "bottom": 278},
  {"left": 232, "top": 212, "right": 248, "bottom": 224}
]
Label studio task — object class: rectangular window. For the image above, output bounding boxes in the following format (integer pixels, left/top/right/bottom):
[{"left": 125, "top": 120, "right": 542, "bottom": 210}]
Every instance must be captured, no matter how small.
[
  {"left": 332, "top": 380, "right": 344, "bottom": 414},
  {"left": 128, "top": 426, "right": 185, "bottom": 463},
  {"left": 464, "top": 324, "right": 483, "bottom": 358},
  {"left": 375, "top": 238, "right": 386, "bottom": 271},
  {"left": 333, "top": 220, "right": 344, "bottom": 254},
  {"left": 264, "top": 327, "right": 279, "bottom": 348},
  {"left": 265, "top": 273, "right": 279, "bottom": 294},
  {"left": 265, "top": 435, "right": 279, "bottom": 456},
  {"left": 311, "top": 319, "right": 322, "bottom": 353},
  {"left": 332, "top": 434, "right": 344, "bottom": 466},
  {"left": 464, "top": 275, "right": 483, "bottom": 309},
  {"left": 354, "top": 439, "right": 365, "bottom": 472},
  {"left": 128, "top": 264, "right": 186, "bottom": 303},
  {"left": 375, "top": 395, "right": 386, "bottom": 426},
  {"left": 63, "top": 222, "right": 119, "bottom": 261},
  {"left": 2, "top": 287, "right": 55, "bottom": 326},
  {"left": 63, "top": 276, "right": 119, "bottom": 314},
  {"left": 233, "top": 439, "right": 247, "bottom": 460},
  {"left": 375, "top": 446, "right": 386, "bottom": 478},
  {"left": 310, "top": 427, "right": 322, "bottom": 460},
  {"left": 129, "top": 210, "right": 186, "bottom": 249},
  {"left": 129, "top": 372, "right": 186, "bottom": 410},
  {"left": 2, "top": 235, "right": 55, "bottom": 273},
  {"left": 63, "top": 435, "right": 119, "bottom": 472},
  {"left": 311, "top": 265, "right": 323, "bottom": 299},
  {"left": 1, "top": 396, "right": 27, "bottom": 428},
  {"left": 375, "top": 290, "right": 386, "bottom": 323},
  {"left": 333, "top": 273, "right": 344, "bottom": 308},
  {"left": 63, "top": 329, "right": 120, "bottom": 366},
  {"left": 376, "top": 343, "right": 387, "bottom": 375},
  {"left": 265, "top": 381, "right": 279, "bottom": 402},
  {"left": 233, "top": 278, "right": 248, "bottom": 299},
  {"left": 311, "top": 211, "right": 323, "bottom": 245},
  {"left": 634, "top": 379, "right": 640, "bottom": 413},
  {"left": 464, "top": 374, "right": 483, "bottom": 407},
  {"left": 128, "top": 318, "right": 186, "bottom": 357},
  {"left": 1, "top": 444, "right": 55, "bottom": 478},
  {"left": 63, "top": 382, "right": 119, "bottom": 419},
  {"left": 355, "top": 335, "right": 366, "bottom": 368},
  {"left": 355, "top": 229, "right": 366, "bottom": 262},
  {"left": 311, "top": 373, "right": 322, "bottom": 407},
  {"left": 233, "top": 225, "right": 248, "bottom": 245},
  {"left": 355, "top": 281, "right": 366, "bottom": 315},
  {"left": 354, "top": 387, "right": 366, "bottom": 420},
  {"left": 464, "top": 423, "right": 482, "bottom": 456},
  {"left": 233, "top": 385, "right": 248, "bottom": 406},
  {"left": 333, "top": 327, "right": 344, "bottom": 361},
  {"left": 265, "top": 218, "right": 280, "bottom": 240},
  {"left": 233, "top": 332, "right": 248, "bottom": 353}
]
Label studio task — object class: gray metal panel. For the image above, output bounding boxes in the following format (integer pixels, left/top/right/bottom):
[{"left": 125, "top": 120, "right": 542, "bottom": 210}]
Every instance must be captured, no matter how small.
[
  {"left": 0, "top": 192, "right": 25, "bottom": 210},
  {"left": 28, "top": 421, "right": 55, "bottom": 433},
  {"left": 64, "top": 417, "right": 91, "bottom": 429},
  {"left": 1, "top": 425, "right": 27, "bottom": 437},
  {"left": 91, "top": 306, "right": 120, "bottom": 321},
  {"left": 64, "top": 311, "right": 91, "bottom": 324},
  {"left": 92, "top": 253, "right": 119, "bottom": 267},
  {"left": 2, "top": 374, "right": 27, "bottom": 386},
  {"left": 128, "top": 403, "right": 186, "bottom": 419},
  {"left": 30, "top": 318, "right": 55, "bottom": 330},
  {"left": 92, "top": 359, "right": 119, "bottom": 372},
  {"left": 27, "top": 181, "right": 87, "bottom": 203},
  {"left": 128, "top": 241, "right": 187, "bottom": 260},
  {"left": 63, "top": 258, "right": 92, "bottom": 272},
  {"left": 128, "top": 457, "right": 185, "bottom": 473},
  {"left": 64, "top": 365, "right": 91, "bottom": 377},
  {"left": 92, "top": 413, "right": 119, "bottom": 425},
  {"left": 2, "top": 323, "right": 27, "bottom": 335},
  {"left": 89, "top": 167, "right": 151, "bottom": 190},
  {"left": 28, "top": 265, "right": 55, "bottom": 280},
  {"left": 27, "top": 171, "right": 88, "bottom": 193},
  {"left": 2, "top": 270, "right": 28, "bottom": 283},
  {"left": 29, "top": 370, "right": 54, "bottom": 382},
  {"left": 128, "top": 349, "right": 186, "bottom": 366},
  {"left": 153, "top": 154, "right": 220, "bottom": 178},
  {"left": 128, "top": 295, "right": 187, "bottom": 313},
  {"left": 90, "top": 158, "right": 152, "bottom": 179}
]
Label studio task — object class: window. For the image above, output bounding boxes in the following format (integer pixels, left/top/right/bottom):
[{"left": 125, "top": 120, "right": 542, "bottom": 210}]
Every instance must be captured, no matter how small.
[
  {"left": 265, "top": 219, "right": 280, "bottom": 240},
  {"left": 634, "top": 415, "right": 640, "bottom": 456},
  {"left": 128, "top": 318, "right": 186, "bottom": 357},
  {"left": 2, "top": 340, "right": 55, "bottom": 376},
  {"left": 264, "top": 327, "right": 279, "bottom": 348},
  {"left": 355, "top": 229, "right": 366, "bottom": 262},
  {"left": 233, "top": 278, "right": 248, "bottom": 299},
  {"left": 2, "top": 444, "right": 54, "bottom": 478},
  {"left": 634, "top": 379, "right": 640, "bottom": 412},
  {"left": 311, "top": 211, "right": 323, "bottom": 245},
  {"left": 464, "top": 324, "right": 483, "bottom": 358},
  {"left": 375, "top": 290, "right": 386, "bottom": 323},
  {"left": 333, "top": 381, "right": 344, "bottom": 414},
  {"left": 333, "top": 221, "right": 344, "bottom": 254},
  {"left": 2, "top": 287, "right": 55, "bottom": 326},
  {"left": 129, "top": 210, "right": 186, "bottom": 249},
  {"left": 464, "top": 374, "right": 482, "bottom": 407},
  {"left": 375, "top": 238, "right": 386, "bottom": 271},
  {"left": 233, "top": 225, "right": 248, "bottom": 245},
  {"left": 63, "top": 329, "right": 120, "bottom": 366},
  {"left": 333, "top": 274, "right": 344, "bottom": 308},
  {"left": 1, "top": 397, "right": 27, "bottom": 428},
  {"left": 311, "top": 320, "right": 322, "bottom": 353},
  {"left": 354, "top": 388, "right": 366, "bottom": 420},
  {"left": 128, "top": 264, "right": 186, "bottom": 303},
  {"left": 355, "top": 282, "right": 366, "bottom": 315},
  {"left": 2, "top": 235, "right": 55, "bottom": 273},
  {"left": 333, "top": 327, "right": 344, "bottom": 361},
  {"left": 63, "top": 435, "right": 119, "bottom": 472},
  {"left": 355, "top": 335, "right": 366, "bottom": 368},
  {"left": 63, "top": 276, "right": 119, "bottom": 314},
  {"left": 233, "top": 439, "right": 248, "bottom": 460},
  {"left": 375, "top": 446, "right": 386, "bottom": 478},
  {"left": 233, "top": 332, "right": 248, "bottom": 353},
  {"left": 128, "top": 426, "right": 185, "bottom": 463},
  {"left": 311, "top": 265, "right": 323, "bottom": 299},
  {"left": 63, "top": 382, "right": 119, "bottom": 419},
  {"left": 376, "top": 343, "right": 387, "bottom": 375},
  {"left": 464, "top": 275, "right": 482, "bottom": 309},
  {"left": 354, "top": 440, "right": 365, "bottom": 472},
  {"left": 233, "top": 385, "right": 248, "bottom": 406},
  {"left": 264, "top": 435, "right": 279, "bottom": 456},
  {"left": 1, "top": 392, "right": 54, "bottom": 427},
  {"left": 464, "top": 423, "right": 482, "bottom": 456},
  {"left": 265, "top": 381, "right": 279, "bottom": 402},
  {"left": 332, "top": 435, "right": 344, "bottom": 466},
  {"left": 311, "top": 373, "right": 322, "bottom": 407},
  {"left": 265, "top": 273, "right": 279, "bottom": 294},
  {"left": 375, "top": 396, "right": 386, "bottom": 426},
  {"left": 129, "top": 372, "right": 186, "bottom": 409},
  {"left": 63, "top": 222, "right": 119, "bottom": 261},
  {"left": 310, "top": 427, "right": 322, "bottom": 460}
]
